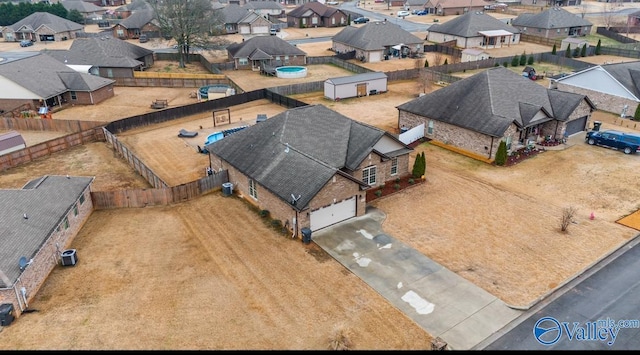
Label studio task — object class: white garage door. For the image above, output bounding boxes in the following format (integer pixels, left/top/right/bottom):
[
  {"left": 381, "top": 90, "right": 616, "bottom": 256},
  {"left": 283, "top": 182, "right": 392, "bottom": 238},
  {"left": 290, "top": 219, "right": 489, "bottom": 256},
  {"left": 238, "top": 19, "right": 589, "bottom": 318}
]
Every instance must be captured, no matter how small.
[
  {"left": 310, "top": 196, "right": 356, "bottom": 231},
  {"left": 253, "top": 26, "right": 269, "bottom": 34},
  {"left": 369, "top": 51, "right": 382, "bottom": 62}
]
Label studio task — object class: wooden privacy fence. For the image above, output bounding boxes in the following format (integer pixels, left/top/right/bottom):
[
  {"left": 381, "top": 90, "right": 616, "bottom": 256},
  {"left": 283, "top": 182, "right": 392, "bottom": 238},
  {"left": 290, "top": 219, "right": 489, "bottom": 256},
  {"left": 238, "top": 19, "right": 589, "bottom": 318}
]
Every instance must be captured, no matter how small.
[
  {"left": 91, "top": 170, "right": 228, "bottom": 209},
  {"left": 0, "top": 117, "right": 106, "bottom": 132},
  {"left": 0, "top": 127, "right": 105, "bottom": 170}
]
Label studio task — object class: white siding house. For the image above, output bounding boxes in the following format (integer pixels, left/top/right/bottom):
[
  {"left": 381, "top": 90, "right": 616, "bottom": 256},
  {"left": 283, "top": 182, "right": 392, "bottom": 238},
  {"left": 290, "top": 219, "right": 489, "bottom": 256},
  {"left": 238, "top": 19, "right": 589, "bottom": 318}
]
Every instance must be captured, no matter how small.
[{"left": 324, "top": 72, "right": 388, "bottom": 101}]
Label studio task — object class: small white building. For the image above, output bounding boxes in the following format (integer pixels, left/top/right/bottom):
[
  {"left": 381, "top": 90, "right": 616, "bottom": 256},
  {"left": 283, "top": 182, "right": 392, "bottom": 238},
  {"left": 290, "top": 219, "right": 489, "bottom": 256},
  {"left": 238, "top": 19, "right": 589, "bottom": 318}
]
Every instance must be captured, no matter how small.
[
  {"left": 0, "top": 130, "right": 26, "bottom": 156},
  {"left": 461, "top": 48, "right": 490, "bottom": 62},
  {"left": 324, "top": 72, "right": 388, "bottom": 101}
]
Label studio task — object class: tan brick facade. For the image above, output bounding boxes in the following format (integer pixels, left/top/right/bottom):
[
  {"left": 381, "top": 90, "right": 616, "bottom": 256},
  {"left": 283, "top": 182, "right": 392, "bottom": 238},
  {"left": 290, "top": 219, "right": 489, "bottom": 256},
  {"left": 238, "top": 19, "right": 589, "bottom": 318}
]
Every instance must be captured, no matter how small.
[
  {"left": 556, "top": 82, "right": 636, "bottom": 118},
  {"left": 0, "top": 186, "right": 94, "bottom": 318}
]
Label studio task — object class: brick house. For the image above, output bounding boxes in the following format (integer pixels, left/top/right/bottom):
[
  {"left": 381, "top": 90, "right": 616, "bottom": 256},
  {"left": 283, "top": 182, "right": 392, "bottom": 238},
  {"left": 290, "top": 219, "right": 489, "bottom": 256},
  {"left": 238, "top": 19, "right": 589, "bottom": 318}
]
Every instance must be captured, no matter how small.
[
  {"left": 226, "top": 35, "right": 307, "bottom": 70},
  {"left": 511, "top": 6, "right": 593, "bottom": 39},
  {"left": 0, "top": 175, "right": 94, "bottom": 318},
  {"left": 397, "top": 67, "right": 596, "bottom": 161},
  {"left": 44, "top": 37, "right": 155, "bottom": 79},
  {"left": 2, "top": 12, "right": 83, "bottom": 43},
  {"left": 286, "top": 2, "right": 349, "bottom": 28},
  {"left": 551, "top": 61, "right": 640, "bottom": 118},
  {"left": 0, "top": 52, "right": 115, "bottom": 113},
  {"left": 426, "top": 11, "right": 520, "bottom": 49},
  {"left": 424, "top": 0, "right": 488, "bottom": 16},
  {"left": 207, "top": 104, "right": 413, "bottom": 235},
  {"left": 112, "top": 9, "right": 161, "bottom": 40}
]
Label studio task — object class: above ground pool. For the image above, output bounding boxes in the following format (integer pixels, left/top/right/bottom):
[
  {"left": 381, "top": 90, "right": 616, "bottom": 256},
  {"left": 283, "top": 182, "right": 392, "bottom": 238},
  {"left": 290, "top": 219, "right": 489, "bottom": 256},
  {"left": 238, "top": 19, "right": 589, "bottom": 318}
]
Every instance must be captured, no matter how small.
[
  {"left": 199, "top": 84, "right": 232, "bottom": 100},
  {"left": 275, "top": 66, "right": 307, "bottom": 79}
]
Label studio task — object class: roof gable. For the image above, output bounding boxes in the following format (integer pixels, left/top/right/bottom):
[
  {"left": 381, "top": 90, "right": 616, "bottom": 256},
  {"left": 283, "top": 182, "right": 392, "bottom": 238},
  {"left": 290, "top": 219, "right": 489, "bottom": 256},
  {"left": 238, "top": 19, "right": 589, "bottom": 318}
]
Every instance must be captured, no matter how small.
[
  {"left": 226, "top": 35, "right": 306, "bottom": 58},
  {"left": 8, "top": 12, "right": 83, "bottom": 33},
  {"left": 119, "top": 9, "right": 156, "bottom": 29},
  {"left": 556, "top": 63, "right": 640, "bottom": 100},
  {"left": 45, "top": 37, "right": 151, "bottom": 68}
]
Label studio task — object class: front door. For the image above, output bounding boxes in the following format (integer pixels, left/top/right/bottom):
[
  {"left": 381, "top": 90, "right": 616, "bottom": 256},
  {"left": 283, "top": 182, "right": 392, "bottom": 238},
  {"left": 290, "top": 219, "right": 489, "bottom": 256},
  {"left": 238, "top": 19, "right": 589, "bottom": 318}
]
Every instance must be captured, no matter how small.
[{"left": 357, "top": 83, "right": 367, "bottom": 97}]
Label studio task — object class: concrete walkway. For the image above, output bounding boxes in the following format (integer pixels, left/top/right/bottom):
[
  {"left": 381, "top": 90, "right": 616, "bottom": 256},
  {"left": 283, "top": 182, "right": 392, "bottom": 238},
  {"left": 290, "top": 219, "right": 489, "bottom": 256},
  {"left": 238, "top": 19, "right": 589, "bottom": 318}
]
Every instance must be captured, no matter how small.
[{"left": 312, "top": 207, "right": 522, "bottom": 350}]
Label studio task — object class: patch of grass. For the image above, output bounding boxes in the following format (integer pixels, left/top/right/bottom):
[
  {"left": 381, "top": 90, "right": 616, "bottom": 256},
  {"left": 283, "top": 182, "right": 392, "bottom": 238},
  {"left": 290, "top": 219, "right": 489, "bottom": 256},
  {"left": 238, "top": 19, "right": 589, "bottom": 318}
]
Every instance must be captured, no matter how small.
[{"left": 582, "top": 33, "right": 622, "bottom": 47}]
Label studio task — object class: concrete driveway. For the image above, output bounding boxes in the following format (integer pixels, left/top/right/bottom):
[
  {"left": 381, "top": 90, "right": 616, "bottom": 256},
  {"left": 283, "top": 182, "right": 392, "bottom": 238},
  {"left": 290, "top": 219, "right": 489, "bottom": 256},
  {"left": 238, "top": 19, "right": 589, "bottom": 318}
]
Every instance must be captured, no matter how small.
[{"left": 311, "top": 206, "right": 522, "bottom": 350}]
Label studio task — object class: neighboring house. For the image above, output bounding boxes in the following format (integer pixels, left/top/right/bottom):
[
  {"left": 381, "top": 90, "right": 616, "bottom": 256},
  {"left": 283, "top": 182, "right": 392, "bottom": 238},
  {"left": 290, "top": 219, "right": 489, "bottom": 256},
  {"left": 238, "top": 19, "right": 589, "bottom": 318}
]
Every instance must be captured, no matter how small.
[
  {"left": 60, "top": 0, "right": 107, "bottom": 21},
  {"left": 404, "top": 0, "right": 429, "bottom": 12},
  {"left": 243, "top": 1, "right": 285, "bottom": 18},
  {"left": 2, "top": 12, "right": 83, "bottom": 43},
  {"left": 112, "top": 9, "right": 161, "bottom": 39},
  {"left": 511, "top": 6, "right": 592, "bottom": 39},
  {"left": 332, "top": 21, "right": 424, "bottom": 62},
  {"left": 86, "top": 0, "right": 127, "bottom": 6},
  {"left": 221, "top": 4, "right": 274, "bottom": 35},
  {"left": 324, "top": 72, "right": 388, "bottom": 101},
  {"left": 0, "top": 175, "right": 94, "bottom": 318},
  {"left": 113, "top": 0, "right": 154, "bottom": 19},
  {"left": 207, "top": 104, "right": 413, "bottom": 234},
  {"left": 628, "top": 9, "right": 640, "bottom": 28},
  {"left": 44, "top": 37, "right": 154, "bottom": 79},
  {"left": 551, "top": 61, "right": 640, "bottom": 118},
  {"left": 397, "top": 67, "right": 596, "bottom": 161},
  {"left": 286, "top": 2, "right": 349, "bottom": 28},
  {"left": 0, "top": 52, "right": 115, "bottom": 113},
  {"left": 0, "top": 131, "right": 26, "bottom": 157},
  {"left": 424, "top": 0, "right": 488, "bottom": 16},
  {"left": 226, "top": 35, "right": 307, "bottom": 70},
  {"left": 461, "top": 47, "right": 489, "bottom": 62},
  {"left": 426, "top": 11, "right": 520, "bottom": 49}
]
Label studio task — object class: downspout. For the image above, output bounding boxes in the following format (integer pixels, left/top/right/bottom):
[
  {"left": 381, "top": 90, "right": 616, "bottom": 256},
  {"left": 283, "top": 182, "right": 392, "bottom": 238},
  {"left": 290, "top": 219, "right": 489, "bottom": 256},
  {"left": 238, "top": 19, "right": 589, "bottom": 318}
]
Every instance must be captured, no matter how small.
[
  {"left": 554, "top": 120, "right": 559, "bottom": 139},
  {"left": 20, "top": 286, "right": 28, "bottom": 309},
  {"left": 488, "top": 137, "right": 494, "bottom": 159},
  {"left": 13, "top": 282, "right": 24, "bottom": 312},
  {"left": 90, "top": 91, "right": 94, "bottom": 105},
  {"left": 292, "top": 209, "right": 298, "bottom": 239}
]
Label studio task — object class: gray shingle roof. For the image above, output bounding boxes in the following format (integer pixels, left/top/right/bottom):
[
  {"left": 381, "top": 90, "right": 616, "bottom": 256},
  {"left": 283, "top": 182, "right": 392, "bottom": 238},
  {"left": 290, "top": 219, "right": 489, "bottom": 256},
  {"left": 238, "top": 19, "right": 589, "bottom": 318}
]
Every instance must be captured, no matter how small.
[
  {"left": 244, "top": 1, "right": 284, "bottom": 10},
  {"left": 512, "top": 6, "right": 592, "bottom": 29},
  {"left": 428, "top": 11, "right": 519, "bottom": 37},
  {"left": 45, "top": 37, "right": 151, "bottom": 68},
  {"left": 287, "top": 2, "right": 341, "bottom": 18},
  {"left": 119, "top": 9, "right": 156, "bottom": 29},
  {"left": 333, "top": 21, "right": 423, "bottom": 51},
  {"left": 226, "top": 35, "right": 306, "bottom": 58},
  {"left": 222, "top": 3, "right": 250, "bottom": 23},
  {"left": 326, "top": 72, "right": 387, "bottom": 85},
  {"left": 0, "top": 175, "right": 94, "bottom": 288},
  {"left": 8, "top": 11, "right": 83, "bottom": 33},
  {"left": 396, "top": 67, "right": 590, "bottom": 137},
  {"left": 207, "top": 105, "right": 398, "bottom": 210},
  {"left": 601, "top": 61, "right": 640, "bottom": 98},
  {"left": 0, "top": 52, "right": 115, "bottom": 99},
  {"left": 61, "top": 0, "right": 105, "bottom": 14}
]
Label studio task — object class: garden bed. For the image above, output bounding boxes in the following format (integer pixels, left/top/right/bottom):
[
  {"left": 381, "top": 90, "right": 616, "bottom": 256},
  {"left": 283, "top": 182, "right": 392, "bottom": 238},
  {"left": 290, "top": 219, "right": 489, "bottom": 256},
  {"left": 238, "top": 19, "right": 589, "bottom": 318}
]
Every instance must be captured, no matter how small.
[{"left": 366, "top": 175, "right": 425, "bottom": 202}]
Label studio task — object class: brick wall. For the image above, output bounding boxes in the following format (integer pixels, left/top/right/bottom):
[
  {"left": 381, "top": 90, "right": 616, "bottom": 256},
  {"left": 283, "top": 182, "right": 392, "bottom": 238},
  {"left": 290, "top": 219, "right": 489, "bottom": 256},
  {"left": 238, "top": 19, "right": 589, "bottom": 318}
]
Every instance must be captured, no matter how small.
[
  {"left": 555, "top": 83, "right": 637, "bottom": 117},
  {"left": 71, "top": 85, "right": 115, "bottom": 105},
  {"left": 0, "top": 186, "right": 94, "bottom": 317}
]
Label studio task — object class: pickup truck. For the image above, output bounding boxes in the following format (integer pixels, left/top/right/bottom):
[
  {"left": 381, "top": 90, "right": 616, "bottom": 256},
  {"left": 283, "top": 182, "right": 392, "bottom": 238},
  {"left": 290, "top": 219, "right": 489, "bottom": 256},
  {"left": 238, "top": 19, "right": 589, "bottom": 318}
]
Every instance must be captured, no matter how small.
[{"left": 585, "top": 130, "right": 640, "bottom": 154}]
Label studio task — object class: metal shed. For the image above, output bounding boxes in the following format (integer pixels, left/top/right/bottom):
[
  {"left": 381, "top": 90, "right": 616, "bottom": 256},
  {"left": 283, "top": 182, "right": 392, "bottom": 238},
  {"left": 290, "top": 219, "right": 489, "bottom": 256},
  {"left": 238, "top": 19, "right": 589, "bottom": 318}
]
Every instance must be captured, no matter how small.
[
  {"left": 324, "top": 72, "right": 388, "bottom": 101},
  {"left": 0, "top": 131, "right": 26, "bottom": 156}
]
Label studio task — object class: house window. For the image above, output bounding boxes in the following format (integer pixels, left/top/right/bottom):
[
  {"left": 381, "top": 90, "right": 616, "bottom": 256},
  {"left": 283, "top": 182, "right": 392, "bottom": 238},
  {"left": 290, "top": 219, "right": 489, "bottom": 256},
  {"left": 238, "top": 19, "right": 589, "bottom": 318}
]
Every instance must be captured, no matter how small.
[
  {"left": 73, "top": 205, "right": 78, "bottom": 216},
  {"left": 107, "top": 69, "right": 113, "bottom": 78},
  {"left": 362, "top": 166, "right": 377, "bottom": 186},
  {"left": 523, "top": 27, "right": 527, "bottom": 32},
  {"left": 302, "top": 18, "right": 307, "bottom": 25},
  {"left": 428, "top": 120, "right": 434, "bottom": 134},
  {"left": 505, "top": 136, "right": 512, "bottom": 150},
  {"left": 390, "top": 157, "right": 398, "bottom": 176},
  {"left": 79, "top": 194, "right": 85, "bottom": 204},
  {"left": 63, "top": 217, "right": 69, "bottom": 229},
  {"left": 312, "top": 17, "right": 318, "bottom": 25},
  {"left": 239, "top": 58, "right": 248, "bottom": 65},
  {"left": 564, "top": 28, "right": 568, "bottom": 33},
  {"left": 116, "top": 29, "right": 124, "bottom": 37},
  {"left": 70, "top": 91, "right": 77, "bottom": 100},
  {"left": 249, "top": 179, "right": 257, "bottom": 199},
  {"left": 275, "top": 56, "right": 280, "bottom": 61}
]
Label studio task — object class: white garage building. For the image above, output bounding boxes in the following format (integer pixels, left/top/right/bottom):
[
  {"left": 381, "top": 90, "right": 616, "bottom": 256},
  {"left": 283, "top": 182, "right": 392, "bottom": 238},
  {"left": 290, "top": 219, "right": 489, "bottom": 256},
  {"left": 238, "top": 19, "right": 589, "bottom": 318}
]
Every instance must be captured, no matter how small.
[{"left": 324, "top": 72, "right": 388, "bottom": 101}]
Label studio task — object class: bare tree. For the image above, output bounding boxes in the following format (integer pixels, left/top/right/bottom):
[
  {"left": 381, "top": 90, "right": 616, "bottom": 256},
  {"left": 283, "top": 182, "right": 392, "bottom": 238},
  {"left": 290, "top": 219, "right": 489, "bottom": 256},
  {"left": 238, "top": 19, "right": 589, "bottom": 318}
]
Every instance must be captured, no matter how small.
[
  {"left": 151, "top": 0, "right": 224, "bottom": 68},
  {"left": 602, "top": 0, "right": 617, "bottom": 30},
  {"left": 579, "top": 3, "right": 588, "bottom": 19},
  {"left": 433, "top": 51, "right": 443, "bottom": 66},
  {"left": 560, "top": 206, "right": 577, "bottom": 232}
]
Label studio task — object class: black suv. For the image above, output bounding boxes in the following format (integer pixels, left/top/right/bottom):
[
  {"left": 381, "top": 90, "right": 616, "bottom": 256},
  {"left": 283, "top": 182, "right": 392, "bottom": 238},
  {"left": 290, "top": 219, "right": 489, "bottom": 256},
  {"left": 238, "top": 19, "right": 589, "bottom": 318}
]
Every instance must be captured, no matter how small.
[{"left": 585, "top": 130, "right": 640, "bottom": 154}]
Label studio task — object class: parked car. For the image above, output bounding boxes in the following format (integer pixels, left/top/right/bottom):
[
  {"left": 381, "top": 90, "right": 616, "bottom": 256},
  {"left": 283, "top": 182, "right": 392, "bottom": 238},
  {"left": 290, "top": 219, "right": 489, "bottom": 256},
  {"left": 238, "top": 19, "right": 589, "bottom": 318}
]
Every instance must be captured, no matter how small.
[
  {"left": 585, "top": 130, "right": 640, "bottom": 154},
  {"left": 353, "top": 17, "right": 370, "bottom": 24},
  {"left": 397, "top": 10, "right": 410, "bottom": 17},
  {"left": 416, "top": 9, "right": 428, "bottom": 15},
  {"left": 19, "top": 40, "right": 33, "bottom": 47},
  {"left": 139, "top": 34, "right": 148, "bottom": 43}
]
